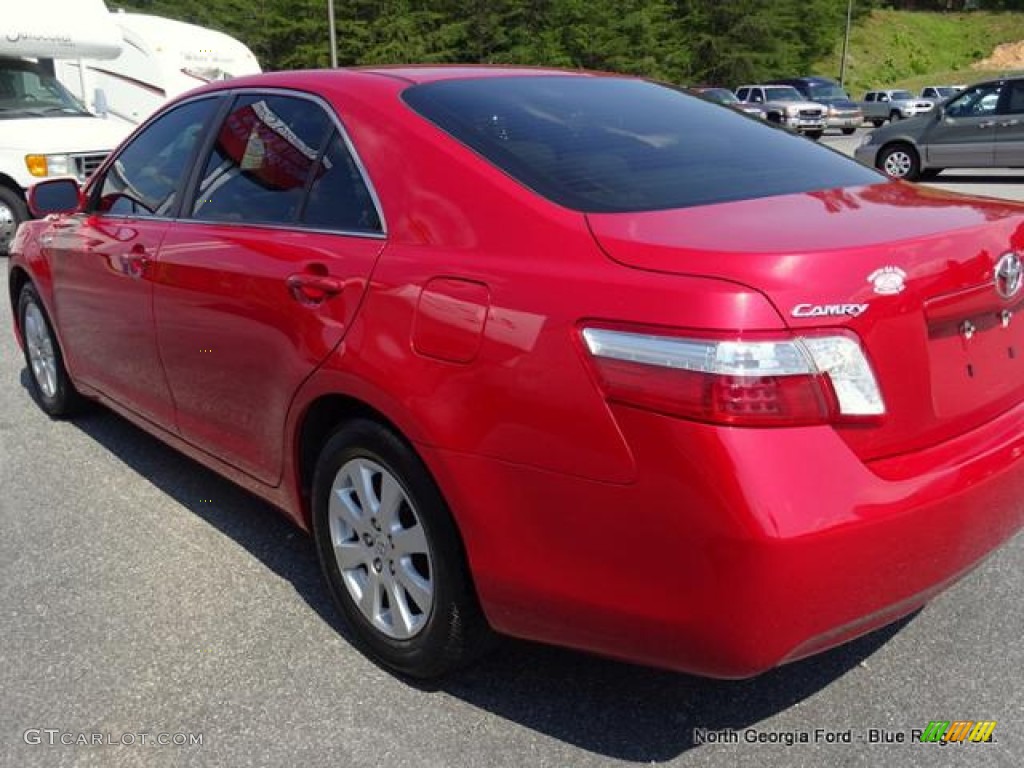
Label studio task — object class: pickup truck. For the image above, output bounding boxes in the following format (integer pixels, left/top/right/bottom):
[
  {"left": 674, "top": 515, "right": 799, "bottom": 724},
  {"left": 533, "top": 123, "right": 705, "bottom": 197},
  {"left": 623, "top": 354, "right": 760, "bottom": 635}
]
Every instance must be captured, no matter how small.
[
  {"left": 860, "top": 90, "right": 935, "bottom": 126},
  {"left": 734, "top": 85, "right": 827, "bottom": 139}
]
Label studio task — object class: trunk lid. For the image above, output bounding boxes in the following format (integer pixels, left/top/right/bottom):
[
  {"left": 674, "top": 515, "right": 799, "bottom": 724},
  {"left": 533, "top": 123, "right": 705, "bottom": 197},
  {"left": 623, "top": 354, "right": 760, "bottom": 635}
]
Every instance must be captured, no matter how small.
[{"left": 587, "top": 182, "right": 1024, "bottom": 460}]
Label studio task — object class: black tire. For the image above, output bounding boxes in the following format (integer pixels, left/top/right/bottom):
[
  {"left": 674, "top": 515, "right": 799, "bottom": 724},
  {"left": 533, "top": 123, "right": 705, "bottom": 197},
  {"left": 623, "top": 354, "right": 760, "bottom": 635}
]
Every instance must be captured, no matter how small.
[
  {"left": 871, "top": 119, "right": 885, "bottom": 127},
  {"left": 312, "top": 418, "right": 491, "bottom": 678},
  {"left": 842, "top": 127, "right": 857, "bottom": 135},
  {"left": 0, "top": 185, "right": 28, "bottom": 257},
  {"left": 918, "top": 168, "right": 943, "bottom": 180},
  {"left": 805, "top": 130, "right": 824, "bottom": 141},
  {"left": 889, "top": 110, "right": 902, "bottom": 122},
  {"left": 876, "top": 142, "right": 921, "bottom": 181},
  {"left": 17, "top": 283, "right": 82, "bottom": 417}
]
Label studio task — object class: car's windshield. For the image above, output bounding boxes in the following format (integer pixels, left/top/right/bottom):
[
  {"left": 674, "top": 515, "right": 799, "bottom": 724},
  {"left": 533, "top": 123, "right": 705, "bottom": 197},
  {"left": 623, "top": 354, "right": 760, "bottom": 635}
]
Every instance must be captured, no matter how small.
[
  {"left": 934, "top": 87, "right": 957, "bottom": 97},
  {"left": 891, "top": 91, "right": 914, "bottom": 100},
  {"left": 807, "top": 83, "right": 850, "bottom": 100},
  {"left": 0, "top": 58, "right": 90, "bottom": 118},
  {"left": 404, "top": 76, "right": 881, "bottom": 213},
  {"left": 763, "top": 86, "right": 804, "bottom": 102},
  {"left": 700, "top": 88, "right": 738, "bottom": 104}
]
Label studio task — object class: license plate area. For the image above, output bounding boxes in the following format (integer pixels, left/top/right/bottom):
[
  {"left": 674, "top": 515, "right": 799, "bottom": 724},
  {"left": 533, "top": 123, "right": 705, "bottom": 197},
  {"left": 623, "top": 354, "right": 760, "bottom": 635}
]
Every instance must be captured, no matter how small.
[{"left": 929, "top": 308, "right": 1024, "bottom": 418}]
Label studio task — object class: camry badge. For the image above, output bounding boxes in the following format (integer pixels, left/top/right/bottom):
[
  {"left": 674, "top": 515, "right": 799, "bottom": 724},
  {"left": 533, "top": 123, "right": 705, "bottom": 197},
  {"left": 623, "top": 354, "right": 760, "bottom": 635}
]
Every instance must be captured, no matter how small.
[
  {"left": 791, "top": 303, "right": 868, "bottom": 318},
  {"left": 867, "top": 266, "right": 907, "bottom": 295},
  {"left": 994, "top": 252, "right": 1023, "bottom": 300}
]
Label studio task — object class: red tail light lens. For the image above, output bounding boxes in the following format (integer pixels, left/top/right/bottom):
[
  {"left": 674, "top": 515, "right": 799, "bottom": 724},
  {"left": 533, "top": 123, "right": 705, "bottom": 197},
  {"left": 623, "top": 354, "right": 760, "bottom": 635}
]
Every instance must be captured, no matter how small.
[{"left": 582, "top": 327, "right": 883, "bottom": 427}]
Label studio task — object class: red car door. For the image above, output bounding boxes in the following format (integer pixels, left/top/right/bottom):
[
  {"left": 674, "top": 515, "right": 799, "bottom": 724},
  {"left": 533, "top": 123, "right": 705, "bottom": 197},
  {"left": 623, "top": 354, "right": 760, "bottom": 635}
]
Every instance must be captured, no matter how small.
[
  {"left": 49, "top": 97, "right": 225, "bottom": 426},
  {"left": 153, "top": 92, "right": 385, "bottom": 485}
]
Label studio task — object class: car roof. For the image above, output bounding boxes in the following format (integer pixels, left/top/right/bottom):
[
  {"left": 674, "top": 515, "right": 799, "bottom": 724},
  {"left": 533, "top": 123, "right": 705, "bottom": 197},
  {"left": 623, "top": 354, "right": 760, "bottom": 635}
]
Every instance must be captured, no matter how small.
[{"left": 190, "top": 65, "right": 597, "bottom": 94}]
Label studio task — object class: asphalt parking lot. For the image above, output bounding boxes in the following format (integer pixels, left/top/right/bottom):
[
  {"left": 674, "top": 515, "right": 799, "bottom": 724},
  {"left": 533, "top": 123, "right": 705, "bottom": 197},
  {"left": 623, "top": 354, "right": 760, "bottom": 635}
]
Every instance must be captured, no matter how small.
[{"left": 2, "top": 148, "right": 1023, "bottom": 767}]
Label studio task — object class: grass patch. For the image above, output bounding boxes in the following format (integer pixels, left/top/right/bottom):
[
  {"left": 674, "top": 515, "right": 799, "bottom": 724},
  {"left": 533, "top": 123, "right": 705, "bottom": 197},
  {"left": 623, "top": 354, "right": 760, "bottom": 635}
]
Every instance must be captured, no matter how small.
[{"left": 815, "top": 9, "right": 1024, "bottom": 97}]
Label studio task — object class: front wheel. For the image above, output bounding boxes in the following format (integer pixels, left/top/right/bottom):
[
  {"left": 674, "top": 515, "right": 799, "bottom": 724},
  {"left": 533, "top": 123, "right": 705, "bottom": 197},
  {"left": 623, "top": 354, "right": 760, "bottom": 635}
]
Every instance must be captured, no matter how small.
[
  {"left": 805, "top": 130, "right": 824, "bottom": 141},
  {"left": 889, "top": 110, "right": 902, "bottom": 122},
  {"left": 312, "top": 419, "right": 491, "bottom": 678},
  {"left": 17, "top": 284, "right": 82, "bottom": 417},
  {"left": 842, "top": 127, "right": 857, "bottom": 135},
  {"left": 877, "top": 143, "right": 921, "bottom": 180},
  {"left": 0, "top": 186, "right": 28, "bottom": 256},
  {"left": 871, "top": 119, "right": 885, "bottom": 127}
]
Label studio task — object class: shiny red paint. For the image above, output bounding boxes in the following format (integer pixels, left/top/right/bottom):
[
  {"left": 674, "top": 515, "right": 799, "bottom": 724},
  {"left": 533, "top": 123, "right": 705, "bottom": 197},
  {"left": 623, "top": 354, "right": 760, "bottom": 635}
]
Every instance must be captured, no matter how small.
[{"left": 8, "top": 66, "right": 1024, "bottom": 677}]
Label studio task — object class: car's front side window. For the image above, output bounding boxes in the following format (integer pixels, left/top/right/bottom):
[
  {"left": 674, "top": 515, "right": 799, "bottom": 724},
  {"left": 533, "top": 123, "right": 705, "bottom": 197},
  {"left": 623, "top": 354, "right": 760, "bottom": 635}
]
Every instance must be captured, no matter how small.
[
  {"left": 92, "top": 97, "right": 221, "bottom": 217},
  {"left": 191, "top": 93, "right": 333, "bottom": 225},
  {"left": 946, "top": 83, "right": 1003, "bottom": 118}
]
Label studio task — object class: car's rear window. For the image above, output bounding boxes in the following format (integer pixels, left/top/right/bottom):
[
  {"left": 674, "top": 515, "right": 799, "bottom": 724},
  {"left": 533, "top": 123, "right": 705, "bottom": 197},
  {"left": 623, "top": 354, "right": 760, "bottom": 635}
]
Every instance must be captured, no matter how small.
[{"left": 402, "top": 76, "right": 882, "bottom": 213}]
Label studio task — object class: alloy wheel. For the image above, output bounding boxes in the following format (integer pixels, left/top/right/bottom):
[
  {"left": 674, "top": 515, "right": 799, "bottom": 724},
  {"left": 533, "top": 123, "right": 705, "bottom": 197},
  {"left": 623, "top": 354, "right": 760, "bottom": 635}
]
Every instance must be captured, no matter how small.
[
  {"left": 327, "top": 458, "right": 434, "bottom": 640},
  {"left": 23, "top": 301, "right": 58, "bottom": 399}
]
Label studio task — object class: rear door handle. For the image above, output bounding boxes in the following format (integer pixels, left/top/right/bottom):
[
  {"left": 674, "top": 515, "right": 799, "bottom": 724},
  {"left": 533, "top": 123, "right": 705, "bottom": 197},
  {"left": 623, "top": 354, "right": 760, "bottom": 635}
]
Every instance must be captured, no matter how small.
[
  {"left": 978, "top": 121, "right": 996, "bottom": 128},
  {"left": 999, "top": 119, "right": 1021, "bottom": 127},
  {"left": 286, "top": 273, "right": 346, "bottom": 304}
]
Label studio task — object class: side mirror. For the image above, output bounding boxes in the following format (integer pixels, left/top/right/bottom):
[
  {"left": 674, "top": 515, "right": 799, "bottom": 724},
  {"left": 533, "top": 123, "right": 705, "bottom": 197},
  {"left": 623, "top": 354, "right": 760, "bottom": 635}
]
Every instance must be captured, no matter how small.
[{"left": 27, "top": 178, "right": 84, "bottom": 217}]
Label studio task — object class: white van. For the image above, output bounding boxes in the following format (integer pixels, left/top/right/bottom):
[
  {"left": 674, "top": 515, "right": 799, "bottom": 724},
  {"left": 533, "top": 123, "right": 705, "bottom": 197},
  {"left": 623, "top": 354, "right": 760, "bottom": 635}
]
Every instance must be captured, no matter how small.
[
  {"left": 0, "top": 0, "right": 130, "bottom": 253},
  {"left": 56, "top": 12, "right": 262, "bottom": 127}
]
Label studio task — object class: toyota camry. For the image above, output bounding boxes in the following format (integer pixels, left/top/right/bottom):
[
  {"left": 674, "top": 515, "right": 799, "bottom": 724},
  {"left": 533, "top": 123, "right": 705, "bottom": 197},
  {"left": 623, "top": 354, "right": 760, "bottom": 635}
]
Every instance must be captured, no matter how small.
[{"left": 8, "top": 67, "right": 1024, "bottom": 678}]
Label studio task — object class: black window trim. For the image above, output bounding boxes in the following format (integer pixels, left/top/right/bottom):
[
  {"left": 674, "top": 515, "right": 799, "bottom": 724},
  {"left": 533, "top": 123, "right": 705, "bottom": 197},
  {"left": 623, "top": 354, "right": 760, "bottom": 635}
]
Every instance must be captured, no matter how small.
[{"left": 178, "top": 86, "right": 387, "bottom": 240}]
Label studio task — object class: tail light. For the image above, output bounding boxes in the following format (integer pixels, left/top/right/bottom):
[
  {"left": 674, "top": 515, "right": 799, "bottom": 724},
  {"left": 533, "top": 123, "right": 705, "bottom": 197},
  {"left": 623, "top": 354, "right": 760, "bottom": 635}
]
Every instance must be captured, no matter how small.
[{"left": 581, "top": 327, "right": 884, "bottom": 427}]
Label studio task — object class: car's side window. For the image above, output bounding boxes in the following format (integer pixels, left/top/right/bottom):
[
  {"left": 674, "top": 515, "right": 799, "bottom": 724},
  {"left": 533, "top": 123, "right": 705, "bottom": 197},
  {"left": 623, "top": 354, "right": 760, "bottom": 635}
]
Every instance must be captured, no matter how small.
[
  {"left": 946, "top": 83, "right": 1002, "bottom": 118},
  {"left": 191, "top": 93, "right": 333, "bottom": 225},
  {"left": 736, "top": 88, "right": 748, "bottom": 101},
  {"left": 751, "top": 90, "right": 764, "bottom": 103},
  {"left": 1002, "top": 81, "right": 1024, "bottom": 115},
  {"left": 300, "top": 130, "right": 382, "bottom": 233},
  {"left": 92, "top": 97, "right": 220, "bottom": 217}
]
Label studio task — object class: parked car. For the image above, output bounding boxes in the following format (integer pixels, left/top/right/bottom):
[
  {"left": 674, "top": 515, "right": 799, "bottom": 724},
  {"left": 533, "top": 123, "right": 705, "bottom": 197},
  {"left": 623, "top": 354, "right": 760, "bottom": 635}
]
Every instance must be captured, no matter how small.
[
  {"left": 861, "top": 89, "right": 935, "bottom": 126},
  {"left": 920, "top": 85, "right": 960, "bottom": 101},
  {"left": 855, "top": 75, "right": 1022, "bottom": 180},
  {"left": 10, "top": 67, "right": 1024, "bottom": 680},
  {"left": 735, "top": 84, "right": 827, "bottom": 138},
  {"left": 768, "top": 76, "right": 864, "bottom": 134},
  {"left": 688, "top": 86, "right": 767, "bottom": 118}
]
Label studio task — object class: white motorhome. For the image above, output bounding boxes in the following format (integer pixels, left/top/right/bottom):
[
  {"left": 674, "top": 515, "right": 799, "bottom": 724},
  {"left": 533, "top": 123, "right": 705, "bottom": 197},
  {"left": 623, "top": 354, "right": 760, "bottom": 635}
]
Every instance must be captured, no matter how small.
[
  {"left": 0, "top": 0, "right": 130, "bottom": 253},
  {"left": 56, "top": 12, "right": 262, "bottom": 127}
]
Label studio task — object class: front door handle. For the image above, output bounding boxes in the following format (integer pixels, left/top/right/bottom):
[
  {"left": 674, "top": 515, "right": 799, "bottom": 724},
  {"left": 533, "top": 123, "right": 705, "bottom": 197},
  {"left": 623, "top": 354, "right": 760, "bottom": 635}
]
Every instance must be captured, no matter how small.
[
  {"left": 978, "top": 121, "right": 996, "bottom": 128},
  {"left": 286, "top": 273, "right": 346, "bottom": 304},
  {"left": 124, "top": 244, "right": 151, "bottom": 279}
]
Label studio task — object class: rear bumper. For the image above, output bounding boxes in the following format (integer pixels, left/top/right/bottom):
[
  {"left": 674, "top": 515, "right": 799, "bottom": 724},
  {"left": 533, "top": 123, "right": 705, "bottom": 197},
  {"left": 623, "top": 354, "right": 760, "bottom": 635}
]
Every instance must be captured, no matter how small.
[
  {"left": 826, "top": 114, "right": 863, "bottom": 129},
  {"left": 427, "top": 400, "right": 1024, "bottom": 677}
]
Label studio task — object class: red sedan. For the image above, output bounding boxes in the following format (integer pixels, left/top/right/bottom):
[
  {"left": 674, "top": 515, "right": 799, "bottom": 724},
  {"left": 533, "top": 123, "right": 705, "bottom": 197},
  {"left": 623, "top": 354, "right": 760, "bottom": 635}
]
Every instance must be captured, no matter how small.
[{"left": 8, "top": 67, "right": 1024, "bottom": 679}]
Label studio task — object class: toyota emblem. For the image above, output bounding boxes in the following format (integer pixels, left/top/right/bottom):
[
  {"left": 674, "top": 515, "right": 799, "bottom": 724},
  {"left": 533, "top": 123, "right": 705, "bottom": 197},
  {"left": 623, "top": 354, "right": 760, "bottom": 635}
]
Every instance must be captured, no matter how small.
[{"left": 994, "top": 252, "right": 1023, "bottom": 300}]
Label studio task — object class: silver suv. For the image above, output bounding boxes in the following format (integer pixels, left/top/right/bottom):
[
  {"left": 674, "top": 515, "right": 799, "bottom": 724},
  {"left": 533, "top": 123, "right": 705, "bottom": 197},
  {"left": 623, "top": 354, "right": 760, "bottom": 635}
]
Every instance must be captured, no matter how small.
[
  {"left": 854, "top": 76, "right": 1024, "bottom": 180},
  {"left": 734, "top": 85, "right": 827, "bottom": 139},
  {"left": 861, "top": 90, "right": 935, "bottom": 126}
]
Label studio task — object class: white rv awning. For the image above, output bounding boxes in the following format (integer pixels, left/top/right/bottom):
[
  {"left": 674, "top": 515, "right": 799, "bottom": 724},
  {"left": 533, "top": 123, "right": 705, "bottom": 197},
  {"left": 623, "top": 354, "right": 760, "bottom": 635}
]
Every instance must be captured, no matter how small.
[{"left": 0, "top": 0, "right": 122, "bottom": 60}]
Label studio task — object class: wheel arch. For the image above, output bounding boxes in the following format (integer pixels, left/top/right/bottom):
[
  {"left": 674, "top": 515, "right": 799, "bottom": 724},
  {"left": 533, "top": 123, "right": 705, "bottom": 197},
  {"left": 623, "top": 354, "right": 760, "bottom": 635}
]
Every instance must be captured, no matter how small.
[
  {"left": 0, "top": 173, "right": 26, "bottom": 200},
  {"left": 8, "top": 265, "right": 31, "bottom": 330},
  {"left": 295, "top": 393, "right": 433, "bottom": 528}
]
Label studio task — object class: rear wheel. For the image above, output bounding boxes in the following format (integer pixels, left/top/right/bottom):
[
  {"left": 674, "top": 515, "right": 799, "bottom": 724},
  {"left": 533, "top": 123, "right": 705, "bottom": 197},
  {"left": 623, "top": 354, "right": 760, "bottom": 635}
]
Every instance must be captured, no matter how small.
[
  {"left": 842, "top": 127, "right": 857, "bottom": 135},
  {"left": 0, "top": 186, "right": 27, "bottom": 256},
  {"left": 877, "top": 143, "right": 921, "bottom": 181},
  {"left": 805, "top": 130, "right": 824, "bottom": 141},
  {"left": 889, "top": 110, "right": 902, "bottom": 122},
  {"left": 312, "top": 419, "right": 491, "bottom": 678},
  {"left": 871, "top": 119, "right": 885, "bottom": 127},
  {"left": 17, "top": 284, "right": 82, "bottom": 417}
]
